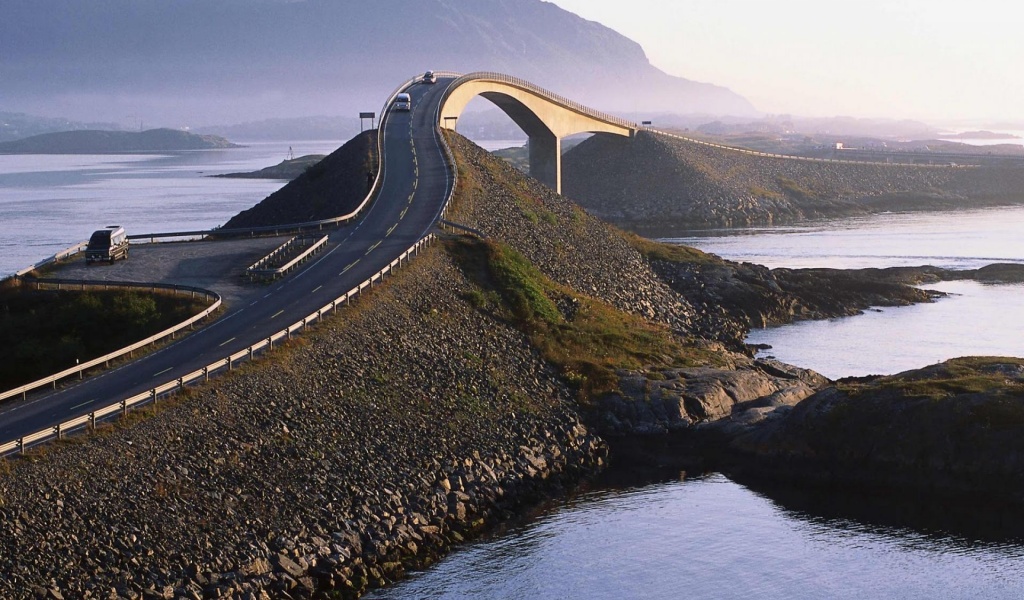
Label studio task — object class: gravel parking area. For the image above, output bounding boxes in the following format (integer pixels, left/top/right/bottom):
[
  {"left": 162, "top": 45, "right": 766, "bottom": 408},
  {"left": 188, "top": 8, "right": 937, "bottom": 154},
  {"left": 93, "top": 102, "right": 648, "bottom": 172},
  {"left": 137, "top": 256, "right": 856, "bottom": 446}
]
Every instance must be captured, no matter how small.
[{"left": 45, "top": 236, "right": 291, "bottom": 307}]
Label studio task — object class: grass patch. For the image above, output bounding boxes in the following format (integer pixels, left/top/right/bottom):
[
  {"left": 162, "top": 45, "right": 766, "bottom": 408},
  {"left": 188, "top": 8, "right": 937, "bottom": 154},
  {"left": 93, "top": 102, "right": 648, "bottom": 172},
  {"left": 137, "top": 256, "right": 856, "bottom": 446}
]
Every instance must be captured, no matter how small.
[
  {"left": 748, "top": 185, "right": 783, "bottom": 200},
  {"left": 447, "top": 237, "right": 715, "bottom": 400},
  {"left": 622, "top": 231, "right": 723, "bottom": 265},
  {"left": 776, "top": 176, "right": 816, "bottom": 200},
  {"left": 838, "top": 358, "right": 1024, "bottom": 401}
]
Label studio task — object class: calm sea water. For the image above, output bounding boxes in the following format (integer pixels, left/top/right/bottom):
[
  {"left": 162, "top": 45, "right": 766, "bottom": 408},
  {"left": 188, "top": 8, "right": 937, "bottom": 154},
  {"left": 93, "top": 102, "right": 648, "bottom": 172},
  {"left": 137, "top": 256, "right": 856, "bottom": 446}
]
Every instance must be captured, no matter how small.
[
  {"left": 0, "top": 140, "right": 342, "bottom": 277},
  {"left": 663, "top": 206, "right": 1024, "bottom": 378},
  {"left": 370, "top": 472, "right": 1024, "bottom": 600}
]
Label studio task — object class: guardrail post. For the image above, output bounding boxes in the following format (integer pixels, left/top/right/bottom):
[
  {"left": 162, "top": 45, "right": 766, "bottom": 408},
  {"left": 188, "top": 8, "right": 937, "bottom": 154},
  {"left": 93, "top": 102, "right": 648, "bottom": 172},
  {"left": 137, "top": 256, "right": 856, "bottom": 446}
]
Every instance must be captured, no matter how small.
[
  {"left": 151, "top": 389, "right": 157, "bottom": 406},
  {"left": 18, "top": 438, "right": 24, "bottom": 454},
  {"left": 177, "top": 377, "right": 184, "bottom": 391},
  {"left": 121, "top": 400, "right": 127, "bottom": 418},
  {"left": 89, "top": 413, "right": 96, "bottom": 430},
  {"left": 287, "top": 327, "right": 292, "bottom": 341},
  {"left": 227, "top": 356, "right": 233, "bottom": 372},
  {"left": 55, "top": 424, "right": 62, "bottom": 440},
  {"left": 268, "top": 336, "right": 273, "bottom": 350},
  {"left": 203, "top": 366, "right": 209, "bottom": 382}
]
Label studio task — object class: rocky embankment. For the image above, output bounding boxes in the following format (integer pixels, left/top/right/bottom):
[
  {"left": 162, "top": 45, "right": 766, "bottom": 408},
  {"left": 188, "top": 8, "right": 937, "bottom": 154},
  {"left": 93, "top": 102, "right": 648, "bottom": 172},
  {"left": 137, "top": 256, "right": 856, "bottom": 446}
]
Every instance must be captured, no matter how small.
[
  {"left": 723, "top": 357, "right": 1024, "bottom": 498},
  {"left": 223, "top": 131, "right": 376, "bottom": 229},
  {"left": 562, "top": 131, "right": 1024, "bottom": 233},
  {"left": 0, "top": 247, "right": 605, "bottom": 598}
]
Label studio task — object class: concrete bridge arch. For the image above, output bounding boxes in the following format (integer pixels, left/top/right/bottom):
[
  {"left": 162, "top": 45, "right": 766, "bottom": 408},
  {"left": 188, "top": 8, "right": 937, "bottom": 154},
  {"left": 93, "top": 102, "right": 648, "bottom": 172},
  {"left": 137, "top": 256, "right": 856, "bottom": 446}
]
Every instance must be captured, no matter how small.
[{"left": 438, "top": 72, "right": 637, "bottom": 194}]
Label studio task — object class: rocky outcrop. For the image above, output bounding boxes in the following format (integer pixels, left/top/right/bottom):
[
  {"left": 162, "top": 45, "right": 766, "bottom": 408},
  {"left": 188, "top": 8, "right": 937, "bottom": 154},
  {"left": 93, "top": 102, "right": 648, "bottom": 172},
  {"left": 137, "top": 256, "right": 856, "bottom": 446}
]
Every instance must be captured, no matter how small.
[
  {"left": 562, "top": 131, "right": 1024, "bottom": 233},
  {"left": 723, "top": 357, "right": 1024, "bottom": 498},
  {"left": 649, "top": 257, "right": 941, "bottom": 345},
  {"left": 594, "top": 357, "right": 828, "bottom": 435}
]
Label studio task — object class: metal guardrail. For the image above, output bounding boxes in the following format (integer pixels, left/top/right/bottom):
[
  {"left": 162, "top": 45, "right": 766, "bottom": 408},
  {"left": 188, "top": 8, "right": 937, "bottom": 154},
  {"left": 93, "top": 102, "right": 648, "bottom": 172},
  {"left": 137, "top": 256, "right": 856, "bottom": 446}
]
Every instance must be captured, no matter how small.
[
  {"left": 645, "top": 128, "right": 976, "bottom": 169},
  {"left": 0, "top": 279, "right": 221, "bottom": 404},
  {"left": 14, "top": 241, "right": 89, "bottom": 278},
  {"left": 0, "top": 235, "right": 436, "bottom": 457},
  {"left": 245, "top": 235, "right": 328, "bottom": 280}
]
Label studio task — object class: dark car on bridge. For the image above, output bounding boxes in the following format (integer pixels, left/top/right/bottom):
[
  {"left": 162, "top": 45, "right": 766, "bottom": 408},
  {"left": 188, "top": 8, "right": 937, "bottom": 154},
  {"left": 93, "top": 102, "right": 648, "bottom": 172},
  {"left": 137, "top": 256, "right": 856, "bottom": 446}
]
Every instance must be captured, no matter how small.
[{"left": 422, "top": 71, "right": 436, "bottom": 84}]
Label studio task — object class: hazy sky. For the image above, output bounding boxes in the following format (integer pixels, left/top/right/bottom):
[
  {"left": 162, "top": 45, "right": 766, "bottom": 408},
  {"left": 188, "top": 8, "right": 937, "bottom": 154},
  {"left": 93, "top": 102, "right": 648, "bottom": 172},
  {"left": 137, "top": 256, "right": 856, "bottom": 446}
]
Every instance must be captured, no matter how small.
[{"left": 550, "top": 0, "right": 1021, "bottom": 124}]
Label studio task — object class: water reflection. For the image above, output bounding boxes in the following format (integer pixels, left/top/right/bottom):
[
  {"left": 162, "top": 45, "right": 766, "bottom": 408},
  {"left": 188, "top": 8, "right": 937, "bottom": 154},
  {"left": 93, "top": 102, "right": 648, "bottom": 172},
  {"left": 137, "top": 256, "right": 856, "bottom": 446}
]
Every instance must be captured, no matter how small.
[{"left": 369, "top": 465, "right": 1024, "bottom": 600}]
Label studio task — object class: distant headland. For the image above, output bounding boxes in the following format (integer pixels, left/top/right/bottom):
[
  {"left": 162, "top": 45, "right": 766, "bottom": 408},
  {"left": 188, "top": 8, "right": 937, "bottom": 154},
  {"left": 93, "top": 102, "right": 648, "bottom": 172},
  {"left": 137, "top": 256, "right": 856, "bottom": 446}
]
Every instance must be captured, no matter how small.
[{"left": 0, "top": 128, "right": 240, "bottom": 154}]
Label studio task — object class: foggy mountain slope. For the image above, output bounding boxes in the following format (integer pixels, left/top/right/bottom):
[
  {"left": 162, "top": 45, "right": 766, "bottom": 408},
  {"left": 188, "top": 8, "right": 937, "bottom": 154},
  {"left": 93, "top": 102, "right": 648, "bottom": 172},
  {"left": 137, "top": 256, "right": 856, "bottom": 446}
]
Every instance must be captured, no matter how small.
[{"left": 1, "top": 0, "right": 756, "bottom": 125}]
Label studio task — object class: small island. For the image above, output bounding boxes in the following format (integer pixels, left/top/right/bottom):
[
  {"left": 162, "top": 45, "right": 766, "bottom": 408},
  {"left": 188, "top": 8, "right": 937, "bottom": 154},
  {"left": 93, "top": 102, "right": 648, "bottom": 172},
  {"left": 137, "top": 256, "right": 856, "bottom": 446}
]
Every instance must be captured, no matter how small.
[{"left": 0, "top": 128, "right": 240, "bottom": 154}]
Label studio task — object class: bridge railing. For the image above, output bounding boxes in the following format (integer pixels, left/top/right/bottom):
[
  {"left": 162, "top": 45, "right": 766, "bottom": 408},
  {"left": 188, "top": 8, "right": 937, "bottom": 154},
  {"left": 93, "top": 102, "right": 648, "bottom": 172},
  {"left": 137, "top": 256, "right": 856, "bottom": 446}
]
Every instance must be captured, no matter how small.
[
  {"left": 0, "top": 234, "right": 438, "bottom": 457},
  {"left": 441, "top": 71, "right": 639, "bottom": 133},
  {"left": 0, "top": 279, "right": 221, "bottom": 404},
  {"left": 645, "top": 127, "right": 977, "bottom": 169}
]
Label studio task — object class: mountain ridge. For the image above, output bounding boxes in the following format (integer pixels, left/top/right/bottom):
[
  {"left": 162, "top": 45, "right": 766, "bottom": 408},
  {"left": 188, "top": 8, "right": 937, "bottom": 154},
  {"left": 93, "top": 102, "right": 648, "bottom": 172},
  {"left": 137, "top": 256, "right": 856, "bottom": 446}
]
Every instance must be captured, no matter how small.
[{"left": 1, "top": 0, "right": 757, "bottom": 125}]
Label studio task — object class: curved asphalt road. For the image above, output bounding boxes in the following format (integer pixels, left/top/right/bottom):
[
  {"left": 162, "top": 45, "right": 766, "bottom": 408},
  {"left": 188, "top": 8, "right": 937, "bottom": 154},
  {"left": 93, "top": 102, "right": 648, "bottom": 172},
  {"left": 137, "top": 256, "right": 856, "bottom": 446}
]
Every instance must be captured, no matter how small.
[{"left": 0, "top": 76, "right": 456, "bottom": 444}]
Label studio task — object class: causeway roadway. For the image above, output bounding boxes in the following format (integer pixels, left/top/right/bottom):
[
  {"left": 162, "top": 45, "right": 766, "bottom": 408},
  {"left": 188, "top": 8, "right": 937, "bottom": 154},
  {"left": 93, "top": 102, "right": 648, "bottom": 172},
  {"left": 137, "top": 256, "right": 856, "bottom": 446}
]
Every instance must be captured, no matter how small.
[{"left": 0, "top": 76, "right": 457, "bottom": 444}]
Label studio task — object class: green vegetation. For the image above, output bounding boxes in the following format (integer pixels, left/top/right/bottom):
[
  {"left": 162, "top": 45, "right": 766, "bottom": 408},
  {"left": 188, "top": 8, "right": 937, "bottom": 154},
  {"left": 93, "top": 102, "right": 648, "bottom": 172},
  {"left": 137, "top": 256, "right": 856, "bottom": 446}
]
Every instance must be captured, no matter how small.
[
  {"left": 622, "top": 231, "right": 723, "bottom": 265},
  {"left": 0, "top": 286, "right": 207, "bottom": 391},
  {"left": 748, "top": 185, "right": 783, "bottom": 200},
  {"left": 448, "top": 237, "right": 715, "bottom": 400},
  {"left": 776, "top": 176, "right": 816, "bottom": 200}
]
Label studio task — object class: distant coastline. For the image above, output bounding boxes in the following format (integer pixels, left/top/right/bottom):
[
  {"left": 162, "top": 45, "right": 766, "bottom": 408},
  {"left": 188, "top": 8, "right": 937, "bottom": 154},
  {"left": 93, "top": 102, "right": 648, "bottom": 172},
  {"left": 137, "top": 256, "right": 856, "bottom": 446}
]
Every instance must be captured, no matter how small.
[
  {"left": 945, "top": 130, "right": 1022, "bottom": 140},
  {"left": 0, "top": 128, "right": 240, "bottom": 154},
  {"left": 214, "top": 154, "right": 325, "bottom": 180}
]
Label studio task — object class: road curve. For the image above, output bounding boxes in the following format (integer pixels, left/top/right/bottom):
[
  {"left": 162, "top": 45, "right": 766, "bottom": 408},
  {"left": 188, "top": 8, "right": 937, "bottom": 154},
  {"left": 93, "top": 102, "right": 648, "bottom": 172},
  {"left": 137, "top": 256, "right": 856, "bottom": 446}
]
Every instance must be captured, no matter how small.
[{"left": 0, "top": 75, "right": 458, "bottom": 444}]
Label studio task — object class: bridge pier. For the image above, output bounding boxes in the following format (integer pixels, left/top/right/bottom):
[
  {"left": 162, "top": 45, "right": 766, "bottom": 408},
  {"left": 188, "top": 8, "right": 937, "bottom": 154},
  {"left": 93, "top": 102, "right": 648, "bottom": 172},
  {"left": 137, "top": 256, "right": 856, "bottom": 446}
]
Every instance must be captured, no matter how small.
[
  {"left": 528, "top": 133, "right": 561, "bottom": 194},
  {"left": 438, "top": 75, "right": 636, "bottom": 195}
]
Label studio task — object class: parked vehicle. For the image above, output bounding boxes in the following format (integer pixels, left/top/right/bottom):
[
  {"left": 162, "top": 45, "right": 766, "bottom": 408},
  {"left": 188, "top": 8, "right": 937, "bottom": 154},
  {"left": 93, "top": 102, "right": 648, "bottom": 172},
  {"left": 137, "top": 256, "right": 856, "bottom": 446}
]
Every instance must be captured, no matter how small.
[
  {"left": 85, "top": 226, "right": 129, "bottom": 264},
  {"left": 393, "top": 93, "right": 412, "bottom": 112}
]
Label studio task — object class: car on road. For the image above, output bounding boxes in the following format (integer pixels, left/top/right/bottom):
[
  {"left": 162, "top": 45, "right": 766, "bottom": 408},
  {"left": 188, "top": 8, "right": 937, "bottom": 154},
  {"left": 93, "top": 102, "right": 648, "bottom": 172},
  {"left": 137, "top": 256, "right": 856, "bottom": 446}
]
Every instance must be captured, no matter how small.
[
  {"left": 85, "top": 225, "right": 129, "bottom": 264},
  {"left": 422, "top": 71, "right": 436, "bottom": 84},
  {"left": 393, "top": 93, "right": 412, "bottom": 111}
]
